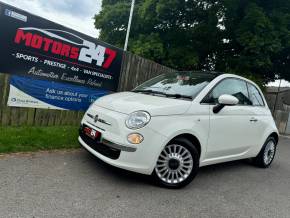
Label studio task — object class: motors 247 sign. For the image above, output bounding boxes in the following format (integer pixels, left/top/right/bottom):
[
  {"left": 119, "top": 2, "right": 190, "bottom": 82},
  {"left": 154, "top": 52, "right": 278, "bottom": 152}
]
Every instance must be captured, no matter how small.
[{"left": 0, "top": 2, "right": 123, "bottom": 91}]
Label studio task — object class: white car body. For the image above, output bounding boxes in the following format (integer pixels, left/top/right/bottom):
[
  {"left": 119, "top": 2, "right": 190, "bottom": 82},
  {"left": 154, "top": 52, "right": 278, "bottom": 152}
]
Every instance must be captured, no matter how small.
[{"left": 79, "top": 74, "right": 278, "bottom": 176}]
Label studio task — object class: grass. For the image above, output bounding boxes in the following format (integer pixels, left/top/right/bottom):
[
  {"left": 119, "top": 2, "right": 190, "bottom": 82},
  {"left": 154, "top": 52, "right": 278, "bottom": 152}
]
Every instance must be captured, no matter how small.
[{"left": 0, "top": 126, "right": 80, "bottom": 154}]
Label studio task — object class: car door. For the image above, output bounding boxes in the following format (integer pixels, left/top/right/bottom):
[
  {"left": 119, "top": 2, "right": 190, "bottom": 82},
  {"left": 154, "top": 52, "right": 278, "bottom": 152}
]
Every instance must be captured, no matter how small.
[
  {"left": 202, "top": 78, "right": 256, "bottom": 162},
  {"left": 245, "top": 82, "right": 269, "bottom": 147}
]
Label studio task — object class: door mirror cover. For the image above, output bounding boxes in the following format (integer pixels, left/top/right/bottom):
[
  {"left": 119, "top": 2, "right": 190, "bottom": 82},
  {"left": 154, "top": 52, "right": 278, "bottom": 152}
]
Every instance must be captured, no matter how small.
[
  {"left": 213, "top": 94, "right": 239, "bottom": 114},
  {"left": 218, "top": 94, "right": 239, "bottom": 106}
]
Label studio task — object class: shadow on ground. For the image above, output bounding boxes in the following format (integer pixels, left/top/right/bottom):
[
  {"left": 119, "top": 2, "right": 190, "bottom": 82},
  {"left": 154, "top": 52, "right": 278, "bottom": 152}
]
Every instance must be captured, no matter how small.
[{"left": 81, "top": 148, "right": 254, "bottom": 188}]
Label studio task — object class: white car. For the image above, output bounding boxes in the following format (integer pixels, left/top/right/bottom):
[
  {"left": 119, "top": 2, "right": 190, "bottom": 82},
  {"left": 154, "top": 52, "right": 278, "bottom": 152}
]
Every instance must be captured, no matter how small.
[{"left": 79, "top": 72, "right": 279, "bottom": 188}]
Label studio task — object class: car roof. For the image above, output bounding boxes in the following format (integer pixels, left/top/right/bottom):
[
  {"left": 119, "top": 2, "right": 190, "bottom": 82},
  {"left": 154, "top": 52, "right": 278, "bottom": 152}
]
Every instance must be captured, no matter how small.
[
  {"left": 174, "top": 71, "right": 221, "bottom": 79},
  {"left": 178, "top": 70, "right": 221, "bottom": 75},
  {"left": 179, "top": 71, "right": 256, "bottom": 85},
  {"left": 217, "top": 73, "right": 256, "bottom": 85},
  {"left": 176, "top": 71, "right": 262, "bottom": 91}
]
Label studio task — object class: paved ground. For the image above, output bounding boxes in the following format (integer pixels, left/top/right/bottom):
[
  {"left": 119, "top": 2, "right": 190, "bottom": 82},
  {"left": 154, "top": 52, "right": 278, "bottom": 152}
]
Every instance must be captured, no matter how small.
[{"left": 0, "top": 137, "right": 290, "bottom": 218}]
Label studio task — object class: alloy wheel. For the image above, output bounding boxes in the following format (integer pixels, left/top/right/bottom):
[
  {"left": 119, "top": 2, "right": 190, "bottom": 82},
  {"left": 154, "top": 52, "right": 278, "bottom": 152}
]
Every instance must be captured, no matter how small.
[
  {"left": 155, "top": 144, "right": 193, "bottom": 184},
  {"left": 263, "top": 140, "right": 276, "bottom": 165}
]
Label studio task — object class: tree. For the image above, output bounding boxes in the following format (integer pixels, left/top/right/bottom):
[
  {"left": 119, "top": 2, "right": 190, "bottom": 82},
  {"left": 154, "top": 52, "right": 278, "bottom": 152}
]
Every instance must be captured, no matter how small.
[
  {"left": 216, "top": 0, "right": 290, "bottom": 84},
  {"left": 94, "top": 0, "right": 290, "bottom": 84}
]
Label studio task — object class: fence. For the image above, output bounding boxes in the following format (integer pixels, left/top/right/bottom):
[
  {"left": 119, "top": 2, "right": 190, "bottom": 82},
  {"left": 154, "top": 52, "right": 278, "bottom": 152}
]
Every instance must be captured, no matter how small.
[
  {"left": 273, "top": 110, "right": 290, "bottom": 135},
  {"left": 0, "top": 52, "right": 173, "bottom": 127},
  {"left": 118, "top": 52, "right": 174, "bottom": 91},
  {"left": 265, "top": 88, "right": 290, "bottom": 135}
]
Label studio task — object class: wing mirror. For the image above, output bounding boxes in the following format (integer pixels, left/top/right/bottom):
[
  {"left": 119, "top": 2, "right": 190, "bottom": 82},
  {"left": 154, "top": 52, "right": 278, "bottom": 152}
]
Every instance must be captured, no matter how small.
[{"left": 213, "top": 94, "right": 239, "bottom": 113}]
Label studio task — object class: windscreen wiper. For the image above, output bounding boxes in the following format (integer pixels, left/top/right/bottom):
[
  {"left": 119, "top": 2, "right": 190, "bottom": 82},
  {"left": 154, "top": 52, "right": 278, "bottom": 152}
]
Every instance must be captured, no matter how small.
[
  {"left": 132, "top": 89, "right": 167, "bottom": 96},
  {"left": 133, "top": 90, "right": 192, "bottom": 100},
  {"left": 164, "top": 93, "right": 193, "bottom": 100}
]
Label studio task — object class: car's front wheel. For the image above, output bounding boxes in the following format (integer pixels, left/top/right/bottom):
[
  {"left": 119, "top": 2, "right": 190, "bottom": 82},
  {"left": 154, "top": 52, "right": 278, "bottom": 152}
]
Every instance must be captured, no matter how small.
[
  {"left": 152, "top": 138, "right": 199, "bottom": 188},
  {"left": 253, "top": 136, "right": 277, "bottom": 168}
]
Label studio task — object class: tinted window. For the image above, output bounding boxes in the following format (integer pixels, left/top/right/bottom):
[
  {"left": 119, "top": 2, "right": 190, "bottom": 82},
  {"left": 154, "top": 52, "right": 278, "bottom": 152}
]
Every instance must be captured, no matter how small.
[
  {"left": 248, "top": 83, "right": 264, "bottom": 106},
  {"left": 205, "top": 78, "right": 252, "bottom": 105},
  {"left": 133, "top": 71, "right": 217, "bottom": 99}
]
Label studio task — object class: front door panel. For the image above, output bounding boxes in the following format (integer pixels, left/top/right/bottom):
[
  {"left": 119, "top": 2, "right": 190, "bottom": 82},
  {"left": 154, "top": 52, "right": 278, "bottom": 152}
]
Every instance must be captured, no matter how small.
[{"left": 205, "top": 105, "right": 254, "bottom": 161}]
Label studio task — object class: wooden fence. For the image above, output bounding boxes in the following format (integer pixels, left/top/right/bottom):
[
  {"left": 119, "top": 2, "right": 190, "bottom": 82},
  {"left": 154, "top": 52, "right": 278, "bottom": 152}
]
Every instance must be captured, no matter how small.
[
  {"left": 118, "top": 52, "right": 174, "bottom": 91},
  {"left": 0, "top": 52, "right": 173, "bottom": 126},
  {"left": 273, "top": 110, "right": 290, "bottom": 134}
]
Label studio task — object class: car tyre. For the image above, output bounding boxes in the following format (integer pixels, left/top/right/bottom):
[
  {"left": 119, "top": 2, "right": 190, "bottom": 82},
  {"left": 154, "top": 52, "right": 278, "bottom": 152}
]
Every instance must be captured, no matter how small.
[
  {"left": 152, "top": 137, "right": 200, "bottom": 189},
  {"left": 252, "top": 136, "right": 277, "bottom": 168}
]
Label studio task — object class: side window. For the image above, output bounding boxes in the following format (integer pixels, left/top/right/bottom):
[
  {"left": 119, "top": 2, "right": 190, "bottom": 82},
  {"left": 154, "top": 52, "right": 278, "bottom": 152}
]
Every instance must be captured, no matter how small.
[
  {"left": 205, "top": 78, "right": 252, "bottom": 105},
  {"left": 247, "top": 83, "right": 264, "bottom": 106}
]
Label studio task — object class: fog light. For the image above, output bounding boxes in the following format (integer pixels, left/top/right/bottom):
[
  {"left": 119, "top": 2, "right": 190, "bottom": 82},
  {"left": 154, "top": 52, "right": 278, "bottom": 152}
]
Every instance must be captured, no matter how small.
[{"left": 127, "top": 133, "right": 144, "bottom": 144}]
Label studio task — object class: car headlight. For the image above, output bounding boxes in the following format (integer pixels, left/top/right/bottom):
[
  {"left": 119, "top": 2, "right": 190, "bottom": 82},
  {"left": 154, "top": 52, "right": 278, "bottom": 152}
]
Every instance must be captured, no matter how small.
[{"left": 125, "top": 111, "right": 151, "bottom": 129}]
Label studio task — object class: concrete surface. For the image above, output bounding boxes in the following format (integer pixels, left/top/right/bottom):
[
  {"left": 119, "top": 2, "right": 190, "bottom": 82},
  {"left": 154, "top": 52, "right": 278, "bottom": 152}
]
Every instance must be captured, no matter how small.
[{"left": 0, "top": 137, "right": 290, "bottom": 218}]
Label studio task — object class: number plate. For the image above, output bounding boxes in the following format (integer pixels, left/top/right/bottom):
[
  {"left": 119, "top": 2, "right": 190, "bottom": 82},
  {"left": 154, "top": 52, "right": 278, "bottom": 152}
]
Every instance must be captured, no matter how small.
[{"left": 83, "top": 126, "right": 101, "bottom": 140}]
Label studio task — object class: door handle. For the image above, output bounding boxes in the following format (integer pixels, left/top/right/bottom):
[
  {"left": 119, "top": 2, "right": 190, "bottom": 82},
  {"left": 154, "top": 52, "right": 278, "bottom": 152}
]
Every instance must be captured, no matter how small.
[{"left": 250, "top": 118, "right": 258, "bottom": 122}]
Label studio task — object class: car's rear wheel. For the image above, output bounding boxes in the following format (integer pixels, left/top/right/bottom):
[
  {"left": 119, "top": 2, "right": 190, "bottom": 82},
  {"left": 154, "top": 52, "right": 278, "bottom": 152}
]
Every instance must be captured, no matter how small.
[
  {"left": 152, "top": 138, "right": 199, "bottom": 188},
  {"left": 253, "top": 136, "right": 277, "bottom": 168}
]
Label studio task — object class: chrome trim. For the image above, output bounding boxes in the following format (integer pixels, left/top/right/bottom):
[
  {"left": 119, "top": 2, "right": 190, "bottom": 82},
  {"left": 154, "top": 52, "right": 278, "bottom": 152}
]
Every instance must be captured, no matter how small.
[
  {"left": 87, "top": 121, "right": 106, "bottom": 132},
  {"left": 98, "top": 118, "right": 112, "bottom": 126},
  {"left": 87, "top": 113, "right": 112, "bottom": 126},
  {"left": 87, "top": 113, "right": 94, "bottom": 119},
  {"left": 102, "top": 138, "right": 137, "bottom": 152}
]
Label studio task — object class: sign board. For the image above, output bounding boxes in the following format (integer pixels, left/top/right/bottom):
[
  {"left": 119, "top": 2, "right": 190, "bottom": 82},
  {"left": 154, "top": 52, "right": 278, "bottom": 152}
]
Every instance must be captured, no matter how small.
[
  {"left": 0, "top": 2, "right": 123, "bottom": 91},
  {"left": 8, "top": 75, "right": 109, "bottom": 110}
]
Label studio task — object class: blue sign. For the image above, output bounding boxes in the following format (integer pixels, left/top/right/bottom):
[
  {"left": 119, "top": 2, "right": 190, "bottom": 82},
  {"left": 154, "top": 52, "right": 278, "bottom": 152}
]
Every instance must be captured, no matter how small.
[
  {"left": 0, "top": 2, "right": 123, "bottom": 91},
  {"left": 8, "top": 75, "right": 109, "bottom": 111}
]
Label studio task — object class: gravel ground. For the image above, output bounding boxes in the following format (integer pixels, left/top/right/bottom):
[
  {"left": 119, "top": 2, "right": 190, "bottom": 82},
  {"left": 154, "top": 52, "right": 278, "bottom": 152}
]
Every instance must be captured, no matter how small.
[{"left": 0, "top": 137, "right": 289, "bottom": 218}]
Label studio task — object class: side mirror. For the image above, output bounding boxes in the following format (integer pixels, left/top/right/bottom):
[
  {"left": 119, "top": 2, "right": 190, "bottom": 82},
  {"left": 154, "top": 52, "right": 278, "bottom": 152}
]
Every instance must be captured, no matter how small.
[
  {"left": 218, "top": 94, "right": 239, "bottom": 105},
  {"left": 213, "top": 94, "right": 239, "bottom": 113}
]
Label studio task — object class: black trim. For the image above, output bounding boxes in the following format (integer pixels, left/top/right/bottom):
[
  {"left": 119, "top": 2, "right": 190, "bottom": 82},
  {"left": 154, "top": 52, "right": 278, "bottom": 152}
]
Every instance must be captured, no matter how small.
[
  {"left": 102, "top": 138, "right": 136, "bottom": 152},
  {"left": 200, "top": 76, "right": 266, "bottom": 108},
  {"left": 213, "top": 104, "right": 225, "bottom": 113},
  {"left": 79, "top": 125, "right": 121, "bottom": 160},
  {"left": 246, "top": 82, "right": 265, "bottom": 106}
]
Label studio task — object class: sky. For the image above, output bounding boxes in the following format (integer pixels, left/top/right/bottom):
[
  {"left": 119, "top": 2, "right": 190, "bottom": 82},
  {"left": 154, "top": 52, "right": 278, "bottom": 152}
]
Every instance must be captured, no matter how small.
[
  {"left": 267, "top": 79, "right": 290, "bottom": 88},
  {"left": 1, "top": 0, "right": 101, "bottom": 37}
]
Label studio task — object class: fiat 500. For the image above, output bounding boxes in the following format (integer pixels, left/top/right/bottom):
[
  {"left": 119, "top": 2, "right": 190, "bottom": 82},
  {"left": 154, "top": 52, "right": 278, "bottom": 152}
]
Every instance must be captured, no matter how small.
[{"left": 79, "top": 71, "right": 279, "bottom": 188}]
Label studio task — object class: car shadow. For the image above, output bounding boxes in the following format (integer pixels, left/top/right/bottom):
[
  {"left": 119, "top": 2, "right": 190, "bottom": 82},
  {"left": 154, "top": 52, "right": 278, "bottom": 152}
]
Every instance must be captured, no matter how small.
[
  {"left": 198, "top": 159, "right": 252, "bottom": 174},
  {"left": 81, "top": 149, "right": 152, "bottom": 185},
  {"left": 81, "top": 148, "right": 254, "bottom": 188}
]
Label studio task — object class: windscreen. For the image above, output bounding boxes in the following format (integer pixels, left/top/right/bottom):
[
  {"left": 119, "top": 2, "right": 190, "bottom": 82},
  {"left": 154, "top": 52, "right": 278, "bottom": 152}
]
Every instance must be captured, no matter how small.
[{"left": 133, "top": 71, "right": 217, "bottom": 100}]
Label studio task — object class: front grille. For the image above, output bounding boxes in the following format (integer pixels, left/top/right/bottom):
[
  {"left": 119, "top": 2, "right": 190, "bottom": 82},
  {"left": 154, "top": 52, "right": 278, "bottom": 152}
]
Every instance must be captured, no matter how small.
[{"left": 79, "top": 126, "right": 121, "bottom": 160}]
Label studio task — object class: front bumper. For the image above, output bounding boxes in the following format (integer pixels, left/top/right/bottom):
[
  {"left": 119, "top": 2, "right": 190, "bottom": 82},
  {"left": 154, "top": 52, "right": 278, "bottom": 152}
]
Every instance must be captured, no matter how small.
[{"left": 79, "top": 106, "right": 168, "bottom": 175}]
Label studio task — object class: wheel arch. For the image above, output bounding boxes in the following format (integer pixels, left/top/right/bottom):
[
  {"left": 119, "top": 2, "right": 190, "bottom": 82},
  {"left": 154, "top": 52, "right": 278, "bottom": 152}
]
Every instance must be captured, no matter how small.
[
  {"left": 268, "top": 132, "right": 279, "bottom": 144},
  {"left": 168, "top": 133, "right": 202, "bottom": 157}
]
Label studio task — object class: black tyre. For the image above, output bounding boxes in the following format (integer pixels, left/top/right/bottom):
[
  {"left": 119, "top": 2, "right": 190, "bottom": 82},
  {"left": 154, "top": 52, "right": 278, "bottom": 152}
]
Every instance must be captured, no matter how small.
[
  {"left": 252, "top": 136, "right": 277, "bottom": 168},
  {"left": 152, "top": 137, "right": 200, "bottom": 189}
]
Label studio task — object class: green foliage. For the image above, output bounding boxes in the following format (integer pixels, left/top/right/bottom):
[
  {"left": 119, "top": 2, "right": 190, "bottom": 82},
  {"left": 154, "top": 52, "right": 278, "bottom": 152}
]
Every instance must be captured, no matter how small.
[
  {"left": 0, "top": 126, "right": 80, "bottom": 153},
  {"left": 95, "top": 0, "right": 290, "bottom": 84},
  {"left": 131, "top": 33, "right": 165, "bottom": 62},
  {"left": 216, "top": 0, "right": 290, "bottom": 83}
]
